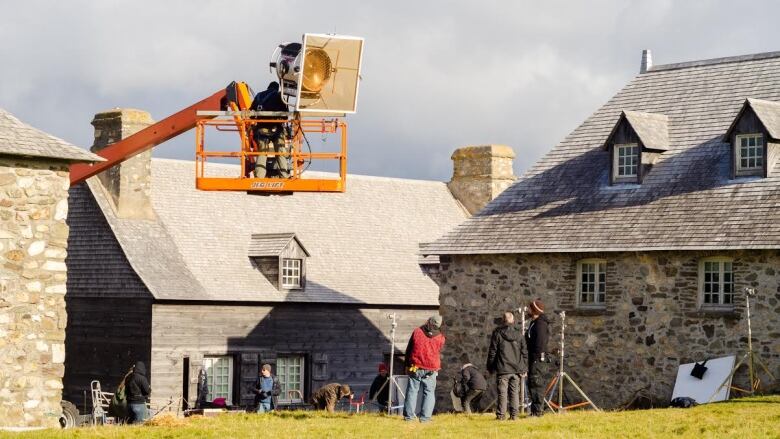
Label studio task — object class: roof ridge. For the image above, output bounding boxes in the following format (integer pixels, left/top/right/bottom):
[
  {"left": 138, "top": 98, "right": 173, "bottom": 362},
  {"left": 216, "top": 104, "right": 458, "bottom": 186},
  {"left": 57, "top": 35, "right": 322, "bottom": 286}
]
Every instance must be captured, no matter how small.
[{"left": 648, "top": 50, "right": 780, "bottom": 73}]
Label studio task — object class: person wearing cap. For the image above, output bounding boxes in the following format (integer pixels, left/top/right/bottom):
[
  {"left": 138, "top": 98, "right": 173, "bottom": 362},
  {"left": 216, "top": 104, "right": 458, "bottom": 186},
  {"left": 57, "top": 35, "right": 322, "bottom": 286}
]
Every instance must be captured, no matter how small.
[
  {"left": 252, "top": 364, "right": 281, "bottom": 413},
  {"left": 403, "top": 315, "right": 446, "bottom": 422},
  {"left": 459, "top": 363, "right": 487, "bottom": 414},
  {"left": 369, "top": 363, "right": 391, "bottom": 410},
  {"left": 487, "top": 311, "right": 527, "bottom": 420},
  {"left": 525, "top": 299, "right": 551, "bottom": 417}
]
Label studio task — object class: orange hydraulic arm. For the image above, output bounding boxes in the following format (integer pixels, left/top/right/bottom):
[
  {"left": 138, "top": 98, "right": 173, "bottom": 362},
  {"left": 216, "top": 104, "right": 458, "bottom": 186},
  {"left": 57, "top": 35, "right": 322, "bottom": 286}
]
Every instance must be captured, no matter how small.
[{"left": 69, "top": 89, "right": 227, "bottom": 185}]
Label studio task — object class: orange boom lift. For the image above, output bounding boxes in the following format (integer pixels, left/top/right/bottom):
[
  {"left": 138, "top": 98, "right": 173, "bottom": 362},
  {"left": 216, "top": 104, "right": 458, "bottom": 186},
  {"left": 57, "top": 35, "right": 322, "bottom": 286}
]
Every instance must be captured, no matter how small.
[{"left": 69, "top": 33, "right": 363, "bottom": 194}]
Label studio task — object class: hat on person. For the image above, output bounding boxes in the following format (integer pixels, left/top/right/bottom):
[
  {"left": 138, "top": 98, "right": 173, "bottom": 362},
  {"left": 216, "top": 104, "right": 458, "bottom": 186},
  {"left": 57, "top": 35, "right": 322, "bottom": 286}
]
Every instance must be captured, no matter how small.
[
  {"left": 529, "top": 299, "right": 545, "bottom": 314},
  {"left": 429, "top": 314, "right": 443, "bottom": 328},
  {"left": 378, "top": 363, "right": 388, "bottom": 373},
  {"left": 262, "top": 364, "right": 272, "bottom": 372}
]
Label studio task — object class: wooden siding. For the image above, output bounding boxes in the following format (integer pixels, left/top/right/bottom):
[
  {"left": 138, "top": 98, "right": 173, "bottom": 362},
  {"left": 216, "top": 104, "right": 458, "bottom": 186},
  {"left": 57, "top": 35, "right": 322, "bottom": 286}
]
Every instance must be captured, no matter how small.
[
  {"left": 63, "top": 297, "right": 153, "bottom": 409},
  {"left": 150, "top": 303, "right": 434, "bottom": 408},
  {"left": 730, "top": 107, "right": 770, "bottom": 178}
]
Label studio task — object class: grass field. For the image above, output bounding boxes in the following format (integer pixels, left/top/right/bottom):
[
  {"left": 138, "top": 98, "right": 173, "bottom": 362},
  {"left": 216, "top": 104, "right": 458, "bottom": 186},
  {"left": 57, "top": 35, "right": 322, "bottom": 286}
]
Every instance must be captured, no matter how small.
[{"left": 4, "top": 395, "right": 780, "bottom": 439}]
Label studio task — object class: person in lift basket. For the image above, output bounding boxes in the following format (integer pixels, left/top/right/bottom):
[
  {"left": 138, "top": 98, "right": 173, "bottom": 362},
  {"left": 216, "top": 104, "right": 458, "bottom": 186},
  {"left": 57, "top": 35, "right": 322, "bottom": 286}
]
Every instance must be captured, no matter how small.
[{"left": 403, "top": 315, "right": 446, "bottom": 422}]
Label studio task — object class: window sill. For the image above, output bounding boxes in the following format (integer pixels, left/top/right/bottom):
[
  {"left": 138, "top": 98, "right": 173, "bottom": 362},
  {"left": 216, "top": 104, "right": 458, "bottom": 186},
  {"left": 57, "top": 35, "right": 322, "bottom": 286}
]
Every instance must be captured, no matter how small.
[
  {"left": 567, "top": 307, "right": 610, "bottom": 316},
  {"left": 685, "top": 308, "right": 739, "bottom": 319}
]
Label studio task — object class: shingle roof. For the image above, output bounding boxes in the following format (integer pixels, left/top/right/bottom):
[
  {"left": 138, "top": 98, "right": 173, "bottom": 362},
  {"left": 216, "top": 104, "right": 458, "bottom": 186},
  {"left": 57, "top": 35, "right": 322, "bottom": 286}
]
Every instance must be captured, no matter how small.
[
  {"left": 85, "top": 159, "right": 467, "bottom": 305},
  {"left": 0, "top": 108, "right": 104, "bottom": 162},
  {"left": 605, "top": 111, "right": 669, "bottom": 151},
  {"left": 422, "top": 51, "right": 780, "bottom": 255},
  {"left": 249, "top": 233, "right": 310, "bottom": 257}
]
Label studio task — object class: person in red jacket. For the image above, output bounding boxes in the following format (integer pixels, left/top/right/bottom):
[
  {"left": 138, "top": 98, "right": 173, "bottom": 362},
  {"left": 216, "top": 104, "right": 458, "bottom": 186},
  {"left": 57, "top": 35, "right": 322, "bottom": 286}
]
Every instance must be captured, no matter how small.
[{"left": 403, "top": 315, "right": 445, "bottom": 422}]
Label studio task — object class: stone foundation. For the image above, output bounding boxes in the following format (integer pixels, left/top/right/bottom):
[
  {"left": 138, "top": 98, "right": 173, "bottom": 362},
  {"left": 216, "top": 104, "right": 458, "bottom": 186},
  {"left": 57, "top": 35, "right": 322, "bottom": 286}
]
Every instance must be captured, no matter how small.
[
  {"left": 0, "top": 157, "right": 70, "bottom": 428},
  {"left": 436, "top": 250, "right": 780, "bottom": 409}
]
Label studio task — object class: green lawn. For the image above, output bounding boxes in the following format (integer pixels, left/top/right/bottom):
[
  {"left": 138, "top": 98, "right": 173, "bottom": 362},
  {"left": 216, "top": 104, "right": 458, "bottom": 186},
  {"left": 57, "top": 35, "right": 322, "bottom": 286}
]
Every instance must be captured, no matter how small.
[{"left": 5, "top": 395, "right": 780, "bottom": 439}]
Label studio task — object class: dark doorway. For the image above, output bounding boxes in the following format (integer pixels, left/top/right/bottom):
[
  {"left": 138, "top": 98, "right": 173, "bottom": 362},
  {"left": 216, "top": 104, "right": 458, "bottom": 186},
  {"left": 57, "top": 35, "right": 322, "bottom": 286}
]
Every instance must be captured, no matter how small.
[{"left": 182, "top": 356, "right": 190, "bottom": 411}]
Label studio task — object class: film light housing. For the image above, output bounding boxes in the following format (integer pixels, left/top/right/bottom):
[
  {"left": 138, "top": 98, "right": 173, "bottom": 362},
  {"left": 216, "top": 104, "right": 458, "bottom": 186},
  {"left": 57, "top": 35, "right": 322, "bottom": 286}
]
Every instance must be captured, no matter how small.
[{"left": 270, "top": 33, "right": 364, "bottom": 114}]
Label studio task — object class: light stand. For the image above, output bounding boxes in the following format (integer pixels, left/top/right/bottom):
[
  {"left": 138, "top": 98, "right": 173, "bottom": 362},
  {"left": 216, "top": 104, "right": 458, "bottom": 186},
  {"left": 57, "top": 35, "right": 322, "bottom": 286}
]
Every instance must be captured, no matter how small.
[
  {"left": 385, "top": 312, "right": 406, "bottom": 415},
  {"left": 710, "top": 288, "right": 776, "bottom": 401},
  {"left": 544, "top": 311, "right": 600, "bottom": 413},
  {"left": 519, "top": 306, "right": 528, "bottom": 415}
]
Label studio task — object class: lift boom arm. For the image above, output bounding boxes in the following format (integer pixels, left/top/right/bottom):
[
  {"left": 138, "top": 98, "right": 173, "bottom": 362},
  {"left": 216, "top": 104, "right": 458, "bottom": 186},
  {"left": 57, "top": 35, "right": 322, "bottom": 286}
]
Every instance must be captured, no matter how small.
[{"left": 69, "top": 89, "right": 227, "bottom": 185}]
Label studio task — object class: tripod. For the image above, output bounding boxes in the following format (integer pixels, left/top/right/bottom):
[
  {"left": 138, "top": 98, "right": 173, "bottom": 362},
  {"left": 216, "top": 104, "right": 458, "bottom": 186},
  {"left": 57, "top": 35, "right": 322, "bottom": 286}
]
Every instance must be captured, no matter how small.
[
  {"left": 385, "top": 312, "right": 408, "bottom": 415},
  {"left": 543, "top": 311, "right": 600, "bottom": 413},
  {"left": 709, "top": 288, "right": 776, "bottom": 401}
]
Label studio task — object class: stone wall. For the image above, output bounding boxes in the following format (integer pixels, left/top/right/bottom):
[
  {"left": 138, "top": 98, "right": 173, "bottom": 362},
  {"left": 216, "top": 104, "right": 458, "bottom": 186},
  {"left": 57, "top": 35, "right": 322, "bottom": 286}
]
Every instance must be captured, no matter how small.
[
  {"left": 436, "top": 250, "right": 780, "bottom": 409},
  {"left": 0, "top": 157, "right": 70, "bottom": 428}
]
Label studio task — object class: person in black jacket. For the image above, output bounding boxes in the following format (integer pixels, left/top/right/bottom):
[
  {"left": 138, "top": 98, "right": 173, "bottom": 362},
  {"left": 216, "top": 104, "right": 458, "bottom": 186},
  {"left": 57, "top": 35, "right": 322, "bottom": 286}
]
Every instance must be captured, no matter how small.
[
  {"left": 459, "top": 363, "right": 487, "bottom": 414},
  {"left": 125, "top": 361, "right": 151, "bottom": 424},
  {"left": 525, "top": 299, "right": 551, "bottom": 417},
  {"left": 487, "top": 311, "right": 527, "bottom": 420},
  {"left": 369, "top": 363, "right": 390, "bottom": 410},
  {"left": 252, "top": 364, "right": 282, "bottom": 413},
  {"left": 250, "top": 82, "right": 290, "bottom": 178}
]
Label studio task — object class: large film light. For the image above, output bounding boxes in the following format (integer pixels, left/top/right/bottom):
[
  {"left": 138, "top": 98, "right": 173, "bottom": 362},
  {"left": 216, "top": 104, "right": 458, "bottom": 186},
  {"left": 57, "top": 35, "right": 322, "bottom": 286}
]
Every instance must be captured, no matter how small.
[{"left": 270, "top": 33, "right": 364, "bottom": 114}]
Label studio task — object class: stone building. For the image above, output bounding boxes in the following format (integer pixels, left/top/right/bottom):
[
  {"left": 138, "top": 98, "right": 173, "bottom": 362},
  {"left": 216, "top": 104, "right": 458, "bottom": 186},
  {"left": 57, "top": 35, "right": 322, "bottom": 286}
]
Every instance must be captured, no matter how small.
[
  {"left": 422, "top": 51, "right": 780, "bottom": 408},
  {"left": 0, "top": 109, "right": 102, "bottom": 428},
  {"left": 62, "top": 108, "right": 515, "bottom": 411}
]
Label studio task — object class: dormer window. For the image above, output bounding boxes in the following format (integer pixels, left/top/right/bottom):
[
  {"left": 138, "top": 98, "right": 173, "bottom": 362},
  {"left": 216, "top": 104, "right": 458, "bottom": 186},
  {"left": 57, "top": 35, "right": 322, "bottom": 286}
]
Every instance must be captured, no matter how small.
[
  {"left": 735, "top": 134, "right": 764, "bottom": 175},
  {"left": 249, "top": 233, "right": 309, "bottom": 291},
  {"left": 614, "top": 143, "right": 639, "bottom": 180},
  {"left": 603, "top": 111, "right": 668, "bottom": 185},
  {"left": 725, "top": 98, "right": 780, "bottom": 179}
]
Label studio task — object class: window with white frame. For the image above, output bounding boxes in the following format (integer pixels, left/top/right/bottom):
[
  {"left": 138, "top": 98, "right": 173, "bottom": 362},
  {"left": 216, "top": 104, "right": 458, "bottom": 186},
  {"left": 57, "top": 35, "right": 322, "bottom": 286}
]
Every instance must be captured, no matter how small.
[
  {"left": 614, "top": 143, "right": 639, "bottom": 180},
  {"left": 277, "top": 355, "right": 305, "bottom": 402},
  {"left": 577, "top": 259, "right": 606, "bottom": 307},
  {"left": 281, "top": 259, "right": 302, "bottom": 288},
  {"left": 699, "top": 258, "right": 734, "bottom": 309},
  {"left": 203, "top": 356, "right": 233, "bottom": 404},
  {"left": 736, "top": 134, "right": 764, "bottom": 174}
]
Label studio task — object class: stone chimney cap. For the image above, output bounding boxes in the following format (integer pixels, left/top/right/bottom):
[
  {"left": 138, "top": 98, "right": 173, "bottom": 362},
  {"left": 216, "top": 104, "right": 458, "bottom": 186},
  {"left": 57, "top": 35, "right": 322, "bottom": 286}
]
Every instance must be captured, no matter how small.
[
  {"left": 640, "top": 49, "right": 653, "bottom": 74},
  {"left": 92, "top": 108, "right": 153, "bottom": 124},
  {"left": 451, "top": 144, "right": 515, "bottom": 160}
]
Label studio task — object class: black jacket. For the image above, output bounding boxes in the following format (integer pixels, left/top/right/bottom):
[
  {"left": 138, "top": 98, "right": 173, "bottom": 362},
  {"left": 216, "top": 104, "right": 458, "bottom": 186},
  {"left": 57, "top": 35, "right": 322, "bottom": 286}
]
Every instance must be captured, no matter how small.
[
  {"left": 252, "top": 375, "right": 282, "bottom": 409},
  {"left": 125, "top": 361, "right": 151, "bottom": 404},
  {"left": 369, "top": 374, "right": 390, "bottom": 405},
  {"left": 487, "top": 324, "right": 528, "bottom": 375},
  {"left": 461, "top": 364, "right": 487, "bottom": 391},
  {"left": 526, "top": 314, "right": 551, "bottom": 357}
]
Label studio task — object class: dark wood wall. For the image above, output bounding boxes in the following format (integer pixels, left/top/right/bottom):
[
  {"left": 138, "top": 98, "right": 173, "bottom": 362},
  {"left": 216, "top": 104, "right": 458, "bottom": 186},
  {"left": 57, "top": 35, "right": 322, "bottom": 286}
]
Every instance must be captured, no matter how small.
[
  {"left": 150, "top": 303, "right": 435, "bottom": 408},
  {"left": 63, "top": 297, "right": 153, "bottom": 409}
]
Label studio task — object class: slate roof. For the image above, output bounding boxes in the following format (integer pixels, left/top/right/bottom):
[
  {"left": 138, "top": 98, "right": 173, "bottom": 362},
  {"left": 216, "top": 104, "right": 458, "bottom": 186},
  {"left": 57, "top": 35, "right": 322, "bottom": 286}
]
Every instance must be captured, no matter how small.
[
  {"left": 83, "top": 159, "right": 467, "bottom": 305},
  {"left": 0, "top": 108, "right": 103, "bottom": 162},
  {"left": 605, "top": 111, "right": 669, "bottom": 151},
  {"left": 422, "top": 51, "right": 780, "bottom": 255},
  {"left": 249, "top": 233, "right": 310, "bottom": 257}
]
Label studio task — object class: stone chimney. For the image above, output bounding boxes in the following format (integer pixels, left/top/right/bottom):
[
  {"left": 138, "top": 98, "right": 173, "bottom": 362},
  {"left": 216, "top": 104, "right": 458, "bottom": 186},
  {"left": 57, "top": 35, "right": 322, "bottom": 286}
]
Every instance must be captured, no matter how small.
[
  {"left": 447, "top": 145, "right": 516, "bottom": 215},
  {"left": 640, "top": 49, "right": 653, "bottom": 73},
  {"left": 90, "top": 109, "right": 155, "bottom": 220}
]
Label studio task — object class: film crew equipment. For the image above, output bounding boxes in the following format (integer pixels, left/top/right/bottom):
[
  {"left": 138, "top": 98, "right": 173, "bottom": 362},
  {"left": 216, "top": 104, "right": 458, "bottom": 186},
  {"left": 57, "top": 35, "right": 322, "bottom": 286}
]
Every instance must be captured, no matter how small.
[
  {"left": 518, "top": 306, "right": 529, "bottom": 415},
  {"left": 544, "top": 310, "right": 600, "bottom": 413},
  {"left": 385, "top": 312, "right": 409, "bottom": 415},
  {"left": 709, "top": 287, "right": 776, "bottom": 401}
]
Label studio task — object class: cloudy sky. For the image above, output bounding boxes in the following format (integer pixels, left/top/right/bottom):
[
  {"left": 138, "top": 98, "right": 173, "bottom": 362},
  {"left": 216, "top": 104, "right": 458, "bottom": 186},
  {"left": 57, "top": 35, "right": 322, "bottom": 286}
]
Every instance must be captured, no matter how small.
[{"left": 2, "top": 0, "right": 779, "bottom": 181}]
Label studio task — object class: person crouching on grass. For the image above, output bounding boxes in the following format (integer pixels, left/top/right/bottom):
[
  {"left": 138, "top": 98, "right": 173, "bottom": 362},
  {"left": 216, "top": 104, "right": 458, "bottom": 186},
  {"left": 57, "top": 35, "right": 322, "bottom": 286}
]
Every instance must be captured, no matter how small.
[
  {"left": 253, "top": 364, "right": 281, "bottom": 413},
  {"left": 403, "top": 315, "right": 446, "bottom": 422},
  {"left": 311, "top": 383, "right": 353, "bottom": 413}
]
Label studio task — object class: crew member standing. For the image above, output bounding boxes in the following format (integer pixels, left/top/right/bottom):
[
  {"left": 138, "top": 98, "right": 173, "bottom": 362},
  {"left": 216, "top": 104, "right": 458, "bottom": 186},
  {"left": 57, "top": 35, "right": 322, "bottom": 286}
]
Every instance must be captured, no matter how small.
[
  {"left": 403, "top": 315, "right": 446, "bottom": 422},
  {"left": 487, "top": 311, "right": 527, "bottom": 420},
  {"left": 525, "top": 299, "right": 550, "bottom": 417}
]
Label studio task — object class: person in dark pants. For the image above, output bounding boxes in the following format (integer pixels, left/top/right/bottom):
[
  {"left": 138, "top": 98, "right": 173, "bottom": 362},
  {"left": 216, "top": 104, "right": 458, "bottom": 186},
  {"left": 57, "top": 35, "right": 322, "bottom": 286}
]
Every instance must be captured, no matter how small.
[
  {"left": 252, "top": 364, "right": 281, "bottom": 413},
  {"left": 369, "top": 363, "right": 391, "bottom": 410},
  {"left": 487, "top": 311, "right": 527, "bottom": 420},
  {"left": 459, "top": 363, "right": 487, "bottom": 414},
  {"left": 250, "top": 82, "right": 290, "bottom": 178},
  {"left": 525, "top": 299, "right": 550, "bottom": 417},
  {"left": 125, "top": 361, "right": 151, "bottom": 424}
]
